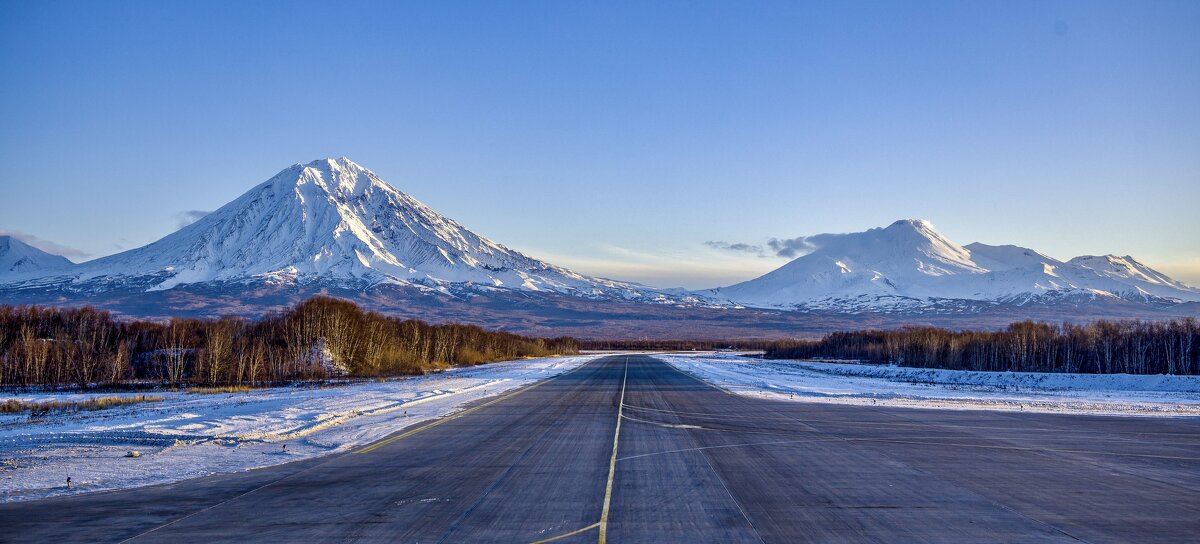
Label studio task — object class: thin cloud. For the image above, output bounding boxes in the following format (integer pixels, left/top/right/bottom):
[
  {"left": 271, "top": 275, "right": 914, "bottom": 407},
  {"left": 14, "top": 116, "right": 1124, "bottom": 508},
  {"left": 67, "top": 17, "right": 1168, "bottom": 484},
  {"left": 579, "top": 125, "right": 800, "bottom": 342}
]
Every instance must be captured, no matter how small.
[
  {"left": 705, "top": 236, "right": 821, "bottom": 259},
  {"left": 0, "top": 229, "right": 89, "bottom": 260},
  {"left": 176, "top": 210, "right": 212, "bottom": 228},
  {"left": 767, "top": 236, "right": 818, "bottom": 258},
  {"left": 704, "top": 241, "right": 766, "bottom": 256}
]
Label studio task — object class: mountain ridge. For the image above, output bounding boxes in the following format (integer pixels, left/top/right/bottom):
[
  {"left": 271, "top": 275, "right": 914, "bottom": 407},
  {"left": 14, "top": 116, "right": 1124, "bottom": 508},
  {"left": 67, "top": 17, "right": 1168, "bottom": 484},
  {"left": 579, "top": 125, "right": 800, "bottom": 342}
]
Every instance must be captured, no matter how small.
[
  {"left": 3, "top": 158, "right": 681, "bottom": 304},
  {"left": 0, "top": 236, "right": 74, "bottom": 277},
  {"left": 707, "top": 219, "right": 1200, "bottom": 311},
  {"left": 1, "top": 161, "right": 1196, "bottom": 326}
]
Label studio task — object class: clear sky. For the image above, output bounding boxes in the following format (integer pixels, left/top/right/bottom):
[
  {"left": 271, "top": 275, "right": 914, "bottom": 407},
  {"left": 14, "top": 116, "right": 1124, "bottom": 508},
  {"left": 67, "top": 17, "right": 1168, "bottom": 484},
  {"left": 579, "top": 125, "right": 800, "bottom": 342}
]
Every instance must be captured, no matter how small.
[{"left": 1, "top": 0, "right": 1197, "bottom": 289}]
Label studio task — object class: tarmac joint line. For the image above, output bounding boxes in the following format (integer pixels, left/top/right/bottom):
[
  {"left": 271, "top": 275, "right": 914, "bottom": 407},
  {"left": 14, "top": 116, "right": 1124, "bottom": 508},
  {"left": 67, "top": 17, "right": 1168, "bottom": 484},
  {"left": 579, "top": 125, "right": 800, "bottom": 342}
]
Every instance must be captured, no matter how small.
[{"left": 597, "top": 356, "right": 629, "bottom": 544}]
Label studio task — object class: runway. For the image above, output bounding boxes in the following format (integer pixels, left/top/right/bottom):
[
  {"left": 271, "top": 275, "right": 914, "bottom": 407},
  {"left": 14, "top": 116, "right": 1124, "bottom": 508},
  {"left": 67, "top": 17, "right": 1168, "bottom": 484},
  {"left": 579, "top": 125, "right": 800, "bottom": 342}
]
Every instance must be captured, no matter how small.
[{"left": 3, "top": 355, "right": 1199, "bottom": 542}]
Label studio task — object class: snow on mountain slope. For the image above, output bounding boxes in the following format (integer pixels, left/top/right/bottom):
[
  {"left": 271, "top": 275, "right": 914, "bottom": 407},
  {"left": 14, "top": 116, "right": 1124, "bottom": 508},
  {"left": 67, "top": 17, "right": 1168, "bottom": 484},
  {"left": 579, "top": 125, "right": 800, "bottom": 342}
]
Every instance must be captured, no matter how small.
[
  {"left": 0, "top": 236, "right": 74, "bottom": 278},
  {"left": 709, "top": 220, "right": 1200, "bottom": 310},
  {"left": 3, "top": 168, "right": 1194, "bottom": 316},
  {"left": 1066, "top": 255, "right": 1200, "bottom": 301},
  {"left": 964, "top": 243, "right": 1061, "bottom": 272},
  {"left": 709, "top": 220, "right": 986, "bottom": 306},
  {"left": 8, "top": 158, "right": 667, "bottom": 301},
  {"left": 956, "top": 242, "right": 1082, "bottom": 299}
]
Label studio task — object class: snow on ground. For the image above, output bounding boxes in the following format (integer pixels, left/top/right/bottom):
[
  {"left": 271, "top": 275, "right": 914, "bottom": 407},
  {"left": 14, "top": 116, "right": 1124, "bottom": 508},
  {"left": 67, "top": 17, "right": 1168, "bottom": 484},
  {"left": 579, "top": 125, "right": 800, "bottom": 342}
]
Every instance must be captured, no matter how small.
[
  {"left": 0, "top": 354, "right": 604, "bottom": 503},
  {"left": 661, "top": 352, "right": 1200, "bottom": 417}
]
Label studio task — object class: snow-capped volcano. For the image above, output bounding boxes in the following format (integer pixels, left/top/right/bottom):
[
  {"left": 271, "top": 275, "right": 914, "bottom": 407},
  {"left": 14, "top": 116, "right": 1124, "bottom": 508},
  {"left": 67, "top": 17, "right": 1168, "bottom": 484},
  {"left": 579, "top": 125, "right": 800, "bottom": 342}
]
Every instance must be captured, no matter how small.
[
  {"left": 10, "top": 158, "right": 664, "bottom": 300},
  {"left": 709, "top": 219, "right": 1200, "bottom": 311},
  {"left": 1, "top": 172, "right": 1195, "bottom": 324},
  {"left": 0, "top": 236, "right": 74, "bottom": 277}
]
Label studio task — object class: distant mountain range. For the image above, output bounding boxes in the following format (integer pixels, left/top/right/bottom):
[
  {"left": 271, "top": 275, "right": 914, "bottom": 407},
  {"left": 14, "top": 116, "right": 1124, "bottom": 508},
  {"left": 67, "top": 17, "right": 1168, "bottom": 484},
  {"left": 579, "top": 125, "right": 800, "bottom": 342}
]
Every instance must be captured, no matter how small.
[
  {"left": 1, "top": 159, "right": 1196, "bottom": 337},
  {"left": 706, "top": 219, "right": 1200, "bottom": 312}
]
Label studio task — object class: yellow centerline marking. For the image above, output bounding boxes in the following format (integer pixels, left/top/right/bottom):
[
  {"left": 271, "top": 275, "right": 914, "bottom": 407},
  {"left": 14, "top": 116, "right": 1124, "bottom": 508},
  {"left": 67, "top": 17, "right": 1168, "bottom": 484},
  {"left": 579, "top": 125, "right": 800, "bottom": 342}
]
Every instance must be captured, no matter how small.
[
  {"left": 597, "top": 356, "right": 629, "bottom": 544},
  {"left": 355, "top": 363, "right": 589, "bottom": 455},
  {"left": 358, "top": 356, "right": 634, "bottom": 544},
  {"left": 529, "top": 522, "right": 601, "bottom": 544}
]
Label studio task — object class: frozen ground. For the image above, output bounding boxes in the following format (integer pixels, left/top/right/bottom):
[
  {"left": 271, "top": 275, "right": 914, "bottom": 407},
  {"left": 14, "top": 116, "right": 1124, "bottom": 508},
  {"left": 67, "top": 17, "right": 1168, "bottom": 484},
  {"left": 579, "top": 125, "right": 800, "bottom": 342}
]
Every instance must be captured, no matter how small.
[
  {"left": 662, "top": 352, "right": 1200, "bottom": 417},
  {"left": 0, "top": 354, "right": 603, "bottom": 503}
]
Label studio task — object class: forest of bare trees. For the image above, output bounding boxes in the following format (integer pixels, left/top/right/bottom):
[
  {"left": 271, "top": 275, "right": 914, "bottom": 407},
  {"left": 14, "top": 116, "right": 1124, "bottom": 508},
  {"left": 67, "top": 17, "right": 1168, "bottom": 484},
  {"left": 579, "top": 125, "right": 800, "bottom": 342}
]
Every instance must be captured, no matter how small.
[
  {"left": 0, "top": 297, "right": 579, "bottom": 387},
  {"left": 578, "top": 339, "right": 773, "bottom": 351},
  {"left": 765, "top": 319, "right": 1200, "bottom": 375}
]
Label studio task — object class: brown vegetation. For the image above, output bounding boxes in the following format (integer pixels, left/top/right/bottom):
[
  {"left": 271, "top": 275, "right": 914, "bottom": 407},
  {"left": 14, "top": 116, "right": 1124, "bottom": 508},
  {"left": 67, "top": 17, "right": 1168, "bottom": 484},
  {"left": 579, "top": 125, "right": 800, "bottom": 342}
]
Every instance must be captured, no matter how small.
[
  {"left": 0, "top": 395, "right": 163, "bottom": 415},
  {"left": 578, "top": 340, "right": 774, "bottom": 351},
  {"left": 0, "top": 297, "right": 579, "bottom": 387},
  {"left": 187, "top": 385, "right": 256, "bottom": 394},
  {"left": 765, "top": 319, "right": 1200, "bottom": 375}
]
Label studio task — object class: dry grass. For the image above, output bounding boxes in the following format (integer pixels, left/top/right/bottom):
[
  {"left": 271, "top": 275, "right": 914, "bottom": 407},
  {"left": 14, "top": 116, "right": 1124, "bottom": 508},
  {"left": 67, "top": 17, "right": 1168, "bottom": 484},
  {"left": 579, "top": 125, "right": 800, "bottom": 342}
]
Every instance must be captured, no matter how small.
[
  {"left": 0, "top": 395, "right": 164, "bottom": 415},
  {"left": 188, "top": 385, "right": 255, "bottom": 394}
]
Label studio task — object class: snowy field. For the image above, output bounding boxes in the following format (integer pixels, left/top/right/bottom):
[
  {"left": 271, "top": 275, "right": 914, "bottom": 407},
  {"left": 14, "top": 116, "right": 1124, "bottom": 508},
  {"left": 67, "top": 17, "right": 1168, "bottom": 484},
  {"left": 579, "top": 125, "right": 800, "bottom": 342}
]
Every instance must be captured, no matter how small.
[
  {"left": 7, "top": 352, "right": 1197, "bottom": 504},
  {"left": 0, "top": 354, "right": 604, "bottom": 503},
  {"left": 662, "top": 352, "right": 1200, "bottom": 417}
]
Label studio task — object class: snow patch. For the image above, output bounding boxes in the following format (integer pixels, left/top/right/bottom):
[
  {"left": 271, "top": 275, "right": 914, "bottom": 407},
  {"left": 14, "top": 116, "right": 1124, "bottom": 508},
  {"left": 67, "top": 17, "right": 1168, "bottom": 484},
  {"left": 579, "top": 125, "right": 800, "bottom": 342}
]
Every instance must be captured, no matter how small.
[
  {"left": 660, "top": 352, "right": 1200, "bottom": 416},
  {"left": 0, "top": 354, "right": 604, "bottom": 502}
]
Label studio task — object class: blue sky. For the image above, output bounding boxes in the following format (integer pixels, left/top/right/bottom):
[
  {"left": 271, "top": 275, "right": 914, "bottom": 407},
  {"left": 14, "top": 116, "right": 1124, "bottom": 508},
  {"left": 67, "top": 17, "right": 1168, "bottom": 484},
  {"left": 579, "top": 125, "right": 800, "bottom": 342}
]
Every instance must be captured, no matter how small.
[{"left": 1, "top": 0, "right": 1197, "bottom": 289}]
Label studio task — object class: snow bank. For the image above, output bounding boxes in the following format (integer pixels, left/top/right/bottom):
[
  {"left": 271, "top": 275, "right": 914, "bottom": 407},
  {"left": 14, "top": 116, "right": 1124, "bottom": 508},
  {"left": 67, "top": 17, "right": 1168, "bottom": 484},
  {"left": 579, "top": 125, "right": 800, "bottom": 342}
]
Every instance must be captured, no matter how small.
[
  {"left": 779, "top": 360, "right": 1200, "bottom": 393},
  {"left": 0, "top": 354, "right": 604, "bottom": 503},
  {"left": 660, "top": 352, "right": 1200, "bottom": 417}
]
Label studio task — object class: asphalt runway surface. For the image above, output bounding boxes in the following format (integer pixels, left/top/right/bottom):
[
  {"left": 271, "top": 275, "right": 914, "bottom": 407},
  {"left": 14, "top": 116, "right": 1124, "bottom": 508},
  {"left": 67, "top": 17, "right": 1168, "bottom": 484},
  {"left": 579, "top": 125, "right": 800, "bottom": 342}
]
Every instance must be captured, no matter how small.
[{"left": 3, "top": 355, "right": 1199, "bottom": 543}]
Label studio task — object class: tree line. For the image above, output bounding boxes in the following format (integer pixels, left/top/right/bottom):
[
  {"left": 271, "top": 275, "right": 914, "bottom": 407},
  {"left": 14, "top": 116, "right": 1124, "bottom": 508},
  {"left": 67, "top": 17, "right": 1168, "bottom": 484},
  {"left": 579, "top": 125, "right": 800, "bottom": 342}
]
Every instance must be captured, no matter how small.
[
  {"left": 0, "top": 296, "right": 579, "bottom": 387},
  {"left": 764, "top": 319, "right": 1200, "bottom": 375},
  {"left": 578, "top": 339, "right": 774, "bottom": 351}
]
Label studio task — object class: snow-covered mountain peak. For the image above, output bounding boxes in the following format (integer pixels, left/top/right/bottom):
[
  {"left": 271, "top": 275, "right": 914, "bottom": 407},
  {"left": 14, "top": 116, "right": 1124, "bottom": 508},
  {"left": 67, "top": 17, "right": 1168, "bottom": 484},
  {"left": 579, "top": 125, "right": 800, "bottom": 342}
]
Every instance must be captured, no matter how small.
[
  {"left": 1067, "top": 254, "right": 1188, "bottom": 289},
  {"left": 708, "top": 220, "right": 1200, "bottom": 310},
  {"left": 886, "top": 218, "right": 935, "bottom": 232},
  {"left": 843, "top": 219, "right": 982, "bottom": 276},
  {"left": 707, "top": 219, "right": 986, "bottom": 306},
  {"left": 5, "top": 158, "right": 670, "bottom": 302},
  {"left": 288, "top": 157, "right": 379, "bottom": 197},
  {"left": 0, "top": 236, "right": 74, "bottom": 277},
  {"left": 881, "top": 219, "right": 952, "bottom": 244}
]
